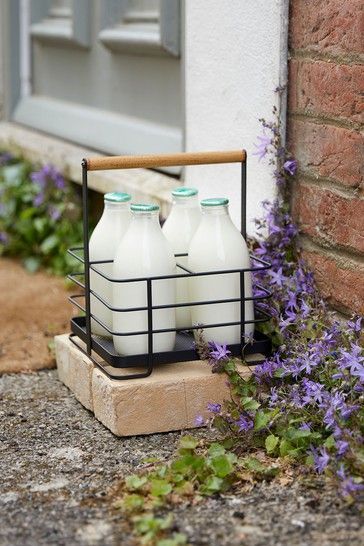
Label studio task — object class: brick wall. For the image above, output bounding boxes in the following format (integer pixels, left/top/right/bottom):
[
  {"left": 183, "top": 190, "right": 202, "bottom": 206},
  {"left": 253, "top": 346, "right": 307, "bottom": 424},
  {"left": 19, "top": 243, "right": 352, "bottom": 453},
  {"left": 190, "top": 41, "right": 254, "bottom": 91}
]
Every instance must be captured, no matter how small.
[{"left": 287, "top": 0, "right": 364, "bottom": 316}]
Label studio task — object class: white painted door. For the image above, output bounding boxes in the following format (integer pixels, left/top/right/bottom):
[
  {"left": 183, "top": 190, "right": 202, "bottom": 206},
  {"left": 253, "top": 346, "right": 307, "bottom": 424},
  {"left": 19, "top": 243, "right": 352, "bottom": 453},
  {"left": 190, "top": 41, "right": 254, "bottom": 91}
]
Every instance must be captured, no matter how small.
[{"left": 13, "top": 0, "right": 182, "bottom": 156}]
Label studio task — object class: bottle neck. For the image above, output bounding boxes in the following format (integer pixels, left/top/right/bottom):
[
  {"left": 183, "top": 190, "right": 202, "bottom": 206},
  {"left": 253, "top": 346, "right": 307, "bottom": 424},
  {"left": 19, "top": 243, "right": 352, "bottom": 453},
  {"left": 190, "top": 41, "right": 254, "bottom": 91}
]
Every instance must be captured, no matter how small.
[
  {"left": 104, "top": 201, "right": 130, "bottom": 212},
  {"left": 131, "top": 210, "right": 160, "bottom": 224},
  {"left": 201, "top": 204, "right": 230, "bottom": 217},
  {"left": 172, "top": 195, "right": 199, "bottom": 209}
]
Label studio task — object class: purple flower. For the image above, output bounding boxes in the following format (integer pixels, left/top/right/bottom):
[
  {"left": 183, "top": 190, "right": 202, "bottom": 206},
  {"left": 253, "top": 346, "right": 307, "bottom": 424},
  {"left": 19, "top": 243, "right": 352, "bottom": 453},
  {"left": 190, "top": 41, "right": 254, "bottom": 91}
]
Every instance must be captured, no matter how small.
[
  {"left": 0, "top": 151, "right": 13, "bottom": 166},
  {"left": 347, "top": 316, "right": 362, "bottom": 333},
  {"left": 283, "top": 159, "right": 298, "bottom": 176},
  {"left": 268, "top": 267, "right": 287, "bottom": 288},
  {"left": 48, "top": 205, "right": 61, "bottom": 221},
  {"left": 302, "top": 379, "right": 325, "bottom": 405},
  {"left": 194, "top": 415, "right": 205, "bottom": 426},
  {"left": 207, "top": 403, "right": 222, "bottom": 414},
  {"left": 0, "top": 231, "right": 9, "bottom": 245},
  {"left": 31, "top": 164, "right": 65, "bottom": 190},
  {"left": 253, "top": 357, "right": 280, "bottom": 381},
  {"left": 253, "top": 134, "right": 272, "bottom": 161},
  {"left": 299, "top": 422, "right": 311, "bottom": 431},
  {"left": 208, "top": 341, "right": 231, "bottom": 362},
  {"left": 236, "top": 414, "right": 254, "bottom": 432},
  {"left": 335, "top": 440, "right": 349, "bottom": 457},
  {"left": 337, "top": 465, "right": 364, "bottom": 497},
  {"left": 33, "top": 192, "right": 45, "bottom": 207},
  {"left": 311, "top": 446, "right": 330, "bottom": 474}
]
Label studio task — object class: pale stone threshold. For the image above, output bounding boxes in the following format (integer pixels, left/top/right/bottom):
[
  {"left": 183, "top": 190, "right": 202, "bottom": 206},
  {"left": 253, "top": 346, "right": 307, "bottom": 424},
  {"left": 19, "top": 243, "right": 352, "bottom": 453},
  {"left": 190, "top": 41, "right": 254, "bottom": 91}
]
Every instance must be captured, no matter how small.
[
  {"left": 0, "top": 122, "right": 179, "bottom": 218},
  {"left": 55, "top": 333, "right": 259, "bottom": 437}
]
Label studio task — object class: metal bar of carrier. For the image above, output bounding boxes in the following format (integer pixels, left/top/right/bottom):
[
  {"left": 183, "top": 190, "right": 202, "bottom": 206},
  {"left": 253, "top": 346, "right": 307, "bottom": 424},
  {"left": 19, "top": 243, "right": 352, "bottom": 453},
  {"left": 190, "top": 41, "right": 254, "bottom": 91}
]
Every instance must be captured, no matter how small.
[{"left": 68, "top": 150, "right": 273, "bottom": 380}]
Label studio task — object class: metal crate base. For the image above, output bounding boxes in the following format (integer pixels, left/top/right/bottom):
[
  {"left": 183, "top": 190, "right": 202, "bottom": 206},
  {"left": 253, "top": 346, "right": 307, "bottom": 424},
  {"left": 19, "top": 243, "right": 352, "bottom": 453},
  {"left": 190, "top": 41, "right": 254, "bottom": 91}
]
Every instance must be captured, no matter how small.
[{"left": 70, "top": 315, "right": 271, "bottom": 370}]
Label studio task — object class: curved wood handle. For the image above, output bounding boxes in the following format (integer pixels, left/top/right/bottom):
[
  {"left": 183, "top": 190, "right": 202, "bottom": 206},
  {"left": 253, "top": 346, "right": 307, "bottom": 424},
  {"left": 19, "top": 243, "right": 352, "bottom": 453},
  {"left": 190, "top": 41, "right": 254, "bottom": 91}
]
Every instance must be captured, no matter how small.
[{"left": 85, "top": 150, "right": 246, "bottom": 171}]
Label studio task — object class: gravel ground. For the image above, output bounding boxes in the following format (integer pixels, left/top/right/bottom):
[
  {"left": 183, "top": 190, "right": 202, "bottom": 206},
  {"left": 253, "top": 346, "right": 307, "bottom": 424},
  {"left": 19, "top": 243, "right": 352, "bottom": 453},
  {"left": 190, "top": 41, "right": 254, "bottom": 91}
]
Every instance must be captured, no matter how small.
[{"left": 0, "top": 370, "right": 363, "bottom": 546}]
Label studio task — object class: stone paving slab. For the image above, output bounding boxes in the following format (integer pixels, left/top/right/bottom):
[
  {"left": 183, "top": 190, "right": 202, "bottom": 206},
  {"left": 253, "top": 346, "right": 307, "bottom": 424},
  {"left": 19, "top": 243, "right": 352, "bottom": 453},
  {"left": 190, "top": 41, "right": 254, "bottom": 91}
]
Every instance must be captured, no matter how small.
[
  {"left": 55, "top": 334, "right": 254, "bottom": 436},
  {"left": 1, "top": 369, "right": 362, "bottom": 546}
]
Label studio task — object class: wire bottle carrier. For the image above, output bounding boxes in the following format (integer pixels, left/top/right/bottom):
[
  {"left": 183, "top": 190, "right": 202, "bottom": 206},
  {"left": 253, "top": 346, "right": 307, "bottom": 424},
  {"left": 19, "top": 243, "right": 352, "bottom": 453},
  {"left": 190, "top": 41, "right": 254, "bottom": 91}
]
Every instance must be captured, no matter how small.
[{"left": 68, "top": 150, "right": 273, "bottom": 380}]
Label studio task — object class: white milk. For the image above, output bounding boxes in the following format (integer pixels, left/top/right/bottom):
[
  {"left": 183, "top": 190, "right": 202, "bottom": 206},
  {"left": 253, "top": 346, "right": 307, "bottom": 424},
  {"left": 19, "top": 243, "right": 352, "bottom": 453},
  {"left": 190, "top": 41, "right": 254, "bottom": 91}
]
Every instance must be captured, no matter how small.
[
  {"left": 88, "top": 192, "right": 131, "bottom": 338},
  {"left": 113, "top": 203, "right": 176, "bottom": 356},
  {"left": 188, "top": 198, "right": 254, "bottom": 345},
  {"left": 162, "top": 187, "right": 201, "bottom": 329}
]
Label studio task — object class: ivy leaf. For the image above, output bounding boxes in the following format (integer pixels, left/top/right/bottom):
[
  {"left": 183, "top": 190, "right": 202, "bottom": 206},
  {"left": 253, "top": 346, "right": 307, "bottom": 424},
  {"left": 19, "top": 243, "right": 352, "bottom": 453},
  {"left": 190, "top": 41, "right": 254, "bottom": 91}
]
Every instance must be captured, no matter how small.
[
  {"left": 324, "top": 435, "right": 336, "bottom": 449},
  {"left": 208, "top": 443, "right": 226, "bottom": 457},
  {"left": 240, "top": 456, "right": 266, "bottom": 473},
  {"left": 157, "top": 533, "right": 188, "bottom": 546},
  {"left": 265, "top": 434, "right": 279, "bottom": 453},
  {"left": 209, "top": 454, "right": 234, "bottom": 478},
  {"left": 150, "top": 479, "right": 172, "bottom": 497},
  {"left": 125, "top": 474, "right": 148, "bottom": 491},
  {"left": 241, "top": 396, "right": 260, "bottom": 411},
  {"left": 121, "top": 493, "right": 144, "bottom": 511},
  {"left": 201, "top": 475, "right": 224, "bottom": 494},
  {"left": 40, "top": 234, "right": 59, "bottom": 254},
  {"left": 179, "top": 435, "right": 198, "bottom": 450},
  {"left": 254, "top": 410, "right": 271, "bottom": 431}
]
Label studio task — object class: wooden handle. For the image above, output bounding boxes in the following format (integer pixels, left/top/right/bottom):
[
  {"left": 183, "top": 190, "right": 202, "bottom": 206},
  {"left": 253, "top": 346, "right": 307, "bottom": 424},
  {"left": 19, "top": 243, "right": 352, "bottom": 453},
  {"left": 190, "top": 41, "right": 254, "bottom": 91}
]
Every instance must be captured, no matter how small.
[{"left": 85, "top": 150, "right": 246, "bottom": 171}]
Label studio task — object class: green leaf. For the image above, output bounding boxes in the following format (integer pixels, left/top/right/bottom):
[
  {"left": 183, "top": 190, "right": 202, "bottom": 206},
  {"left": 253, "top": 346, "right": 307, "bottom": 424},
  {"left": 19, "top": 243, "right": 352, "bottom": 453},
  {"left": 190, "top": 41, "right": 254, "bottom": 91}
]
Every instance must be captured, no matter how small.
[
  {"left": 208, "top": 443, "right": 226, "bottom": 457},
  {"left": 240, "top": 456, "right": 266, "bottom": 473},
  {"left": 179, "top": 435, "right": 199, "bottom": 450},
  {"left": 150, "top": 479, "right": 172, "bottom": 497},
  {"left": 324, "top": 435, "right": 336, "bottom": 449},
  {"left": 157, "top": 534, "right": 188, "bottom": 546},
  {"left": 279, "top": 439, "right": 294, "bottom": 457},
  {"left": 254, "top": 410, "right": 271, "bottom": 431},
  {"left": 122, "top": 494, "right": 144, "bottom": 511},
  {"left": 265, "top": 434, "right": 279, "bottom": 453},
  {"left": 40, "top": 234, "right": 59, "bottom": 254},
  {"left": 201, "top": 475, "right": 224, "bottom": 494},
  {"left": 241, "top": 396, "right": 260, "bottom": 411},
  {"left": 172, "top": 454, "right": 205, "bottom": 476},
  {"left": 209, "top": 454, "right": 234, "bottom": 478},
  {"left": 23, "top": 256, "right": 40, "bottom": 273},
  {"left": 125, "top": 474, "right": 148, "bottom": 491}
]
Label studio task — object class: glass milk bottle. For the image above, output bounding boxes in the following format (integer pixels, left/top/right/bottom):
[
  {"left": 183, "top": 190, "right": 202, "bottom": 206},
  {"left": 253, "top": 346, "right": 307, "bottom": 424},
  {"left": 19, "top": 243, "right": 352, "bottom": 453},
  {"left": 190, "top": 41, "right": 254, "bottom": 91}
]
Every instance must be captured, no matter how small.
[
  {"left": 89, "top": 192, "right": 131, "bottom": 338},
  {"left": 188, "top": 198, "right": 254, "bottom": 345},
  {"left": 162, "top": 187, "right": 201, "bottom": 329},
  {"left": 113, "top": 203, "right": 176, "bottom": 356}
]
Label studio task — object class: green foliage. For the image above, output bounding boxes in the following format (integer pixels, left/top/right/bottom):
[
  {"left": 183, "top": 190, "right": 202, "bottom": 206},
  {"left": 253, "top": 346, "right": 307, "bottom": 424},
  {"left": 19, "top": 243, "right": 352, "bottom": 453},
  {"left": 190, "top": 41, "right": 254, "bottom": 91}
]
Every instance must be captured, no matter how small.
[{"left": 0, "top": 153, "right": 84, "bottom": 275}]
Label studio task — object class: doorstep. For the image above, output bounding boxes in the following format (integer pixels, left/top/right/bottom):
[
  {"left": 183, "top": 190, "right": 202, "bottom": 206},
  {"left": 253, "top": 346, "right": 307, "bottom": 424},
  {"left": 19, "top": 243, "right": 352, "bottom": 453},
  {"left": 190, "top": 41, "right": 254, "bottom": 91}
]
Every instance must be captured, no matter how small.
[
  {"left": 0, "top": 122, "right": 178, "bottom": 218},
  {"left": 55, "top": 333, "right": 261, "bottom": 437}
]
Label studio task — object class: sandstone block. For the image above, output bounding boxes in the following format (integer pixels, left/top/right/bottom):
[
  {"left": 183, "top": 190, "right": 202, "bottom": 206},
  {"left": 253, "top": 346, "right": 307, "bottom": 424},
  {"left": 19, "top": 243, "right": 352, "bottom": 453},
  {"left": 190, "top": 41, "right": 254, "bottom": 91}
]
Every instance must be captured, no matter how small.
[
  {"left": 55, "top": 334, "right": 94, "bottom": 412},
  {"left": 55, "top": 335, "right": 256, "bottom": 437}
]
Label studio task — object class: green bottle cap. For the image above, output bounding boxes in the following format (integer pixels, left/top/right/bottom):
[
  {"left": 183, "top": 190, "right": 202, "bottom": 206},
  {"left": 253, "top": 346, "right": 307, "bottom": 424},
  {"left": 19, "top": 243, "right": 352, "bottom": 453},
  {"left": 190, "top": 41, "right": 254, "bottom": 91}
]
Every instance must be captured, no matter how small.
[
  {"left": 172, "top": 187, "right": 198, "bottom": 198},
  {"left": 104, "top": 192, "right": 131, "bottom": 203},
  {"left": 201, "top": 197, "right": 229, "bottom": 207},
  {"left": 130, "top": 203, "right": 160, "bottom": 212}
]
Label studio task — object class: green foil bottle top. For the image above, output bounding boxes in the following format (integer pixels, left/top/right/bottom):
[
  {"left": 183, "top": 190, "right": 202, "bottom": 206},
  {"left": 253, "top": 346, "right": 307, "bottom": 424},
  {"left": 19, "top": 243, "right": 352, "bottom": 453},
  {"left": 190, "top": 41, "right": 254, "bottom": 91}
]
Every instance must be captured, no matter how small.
[
  {"left": 130, "top": 203, "right": 160, "bottom": 213},
  {"left": 172, "top": 187, "right": 198, "bottom": 198},
  {"left": 104, "top": 192, "right": 131, "bottom": 203},
  {"left": 201, "top": 197, "right": 229, "bottom": 207}
]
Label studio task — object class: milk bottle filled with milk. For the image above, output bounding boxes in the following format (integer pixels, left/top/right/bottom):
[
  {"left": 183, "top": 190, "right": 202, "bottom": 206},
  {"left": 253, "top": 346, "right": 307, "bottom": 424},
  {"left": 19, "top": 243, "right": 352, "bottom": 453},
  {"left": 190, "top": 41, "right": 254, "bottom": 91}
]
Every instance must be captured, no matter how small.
[
  {"left": 162, "top": 187, "right": 201, "bottom": 329},
  {"left": 188, "top": 198, "right": 254, "bottom": 345},
  {"left": 113, "top": 203, "right": 176, "bottom": 356},
  {"left": 89, "top": 192, "right": 131, "bottom": 338}
]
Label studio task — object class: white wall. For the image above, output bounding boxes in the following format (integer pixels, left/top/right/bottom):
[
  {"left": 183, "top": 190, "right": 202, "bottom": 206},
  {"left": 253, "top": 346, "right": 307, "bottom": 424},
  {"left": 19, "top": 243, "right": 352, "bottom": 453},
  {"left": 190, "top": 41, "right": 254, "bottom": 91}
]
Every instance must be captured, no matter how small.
[{"left": 184, "top": 0, "right": 288, "bottom": 233}]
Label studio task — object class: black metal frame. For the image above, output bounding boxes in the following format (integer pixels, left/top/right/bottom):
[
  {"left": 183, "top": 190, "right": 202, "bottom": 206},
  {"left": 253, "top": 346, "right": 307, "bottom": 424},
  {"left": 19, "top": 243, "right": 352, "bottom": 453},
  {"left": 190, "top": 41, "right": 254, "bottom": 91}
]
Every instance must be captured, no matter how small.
[{"left": 67, "top": 152, "right": 273, "bottom": 380}]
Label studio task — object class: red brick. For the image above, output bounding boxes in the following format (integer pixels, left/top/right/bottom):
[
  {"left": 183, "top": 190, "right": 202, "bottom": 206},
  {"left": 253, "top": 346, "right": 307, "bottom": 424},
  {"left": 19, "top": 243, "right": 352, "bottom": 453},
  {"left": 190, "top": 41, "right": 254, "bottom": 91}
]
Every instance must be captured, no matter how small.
[
  {"left": 302, "top": 249, "right": 364, "bottom": 315},
  {"left": 288, "top": 119, "right": 364, "bottom": 188},
  {"left": 293, "top": 184, "right": 364, "bottom": 254},
  {"left": 288, "top": 60, "right": 364, "bottom": 123},
  {"left": 289, "top": 0, "right": 364, "bottom": 56}
]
